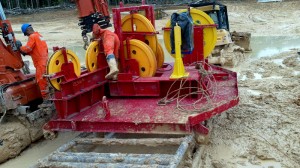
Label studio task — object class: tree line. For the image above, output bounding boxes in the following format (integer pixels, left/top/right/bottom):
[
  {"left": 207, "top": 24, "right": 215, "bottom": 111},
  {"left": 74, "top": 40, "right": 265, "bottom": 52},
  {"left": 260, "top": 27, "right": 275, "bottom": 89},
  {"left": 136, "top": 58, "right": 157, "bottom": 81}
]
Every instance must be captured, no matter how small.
[
  {"left": 2, "top": 0, "right": 257, "bottom": 10},
  {"left": 1, "top": 0, "right": 70, "bottom": 9},
  {"left": 1, "top": 0, "right": 126, "bottom": 9}
]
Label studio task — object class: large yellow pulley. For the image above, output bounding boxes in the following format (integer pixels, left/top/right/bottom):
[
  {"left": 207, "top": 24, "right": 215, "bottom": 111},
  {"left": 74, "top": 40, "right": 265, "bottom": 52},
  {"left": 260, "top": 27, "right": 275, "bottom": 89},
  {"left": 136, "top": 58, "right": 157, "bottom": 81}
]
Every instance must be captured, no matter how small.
[
  {"left": 123, "top": 39, "right": 157, "bottom": 77},
  {"left": 122, "top": 13, "right": 158, "bottom": 54},
  {"left": 163, "top": 8, "right": 217, "bottom": 59},
  {"left": 156, "top": 43, "right": 164, "bottom": 68},
  {"left": 85, "top": 41, "right": 100, "bottom": 72},
  {"left": 47, "top": 49, "right": 81, "bottom": 90}
]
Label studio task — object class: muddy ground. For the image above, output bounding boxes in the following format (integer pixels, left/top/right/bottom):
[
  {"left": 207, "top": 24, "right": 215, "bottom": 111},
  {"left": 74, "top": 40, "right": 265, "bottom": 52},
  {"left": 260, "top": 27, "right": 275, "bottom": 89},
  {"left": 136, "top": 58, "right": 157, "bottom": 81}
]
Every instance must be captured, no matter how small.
[
  {"left": 0, "top": 0, "right": 300, "bottom": 167},
  {"left": 200, "top": 51, "right": 300, "bottom": 168}
]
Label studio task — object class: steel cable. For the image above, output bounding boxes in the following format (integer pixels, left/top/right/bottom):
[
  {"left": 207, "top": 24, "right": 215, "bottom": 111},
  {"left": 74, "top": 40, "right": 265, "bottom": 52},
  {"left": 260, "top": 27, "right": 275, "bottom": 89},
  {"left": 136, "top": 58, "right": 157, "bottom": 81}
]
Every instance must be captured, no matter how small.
[{"left": 157, "top": 61, "right": 217, "bottom": 113}]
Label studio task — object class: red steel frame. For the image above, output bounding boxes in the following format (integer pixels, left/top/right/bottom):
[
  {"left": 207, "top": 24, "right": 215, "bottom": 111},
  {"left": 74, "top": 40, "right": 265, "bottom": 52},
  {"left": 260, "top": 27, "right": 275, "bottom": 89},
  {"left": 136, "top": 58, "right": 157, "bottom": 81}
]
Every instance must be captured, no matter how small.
[
  {"left": 112, "top": 4, "right": 155, "bottom": 73},
  {"left": 44, "top": 4, "right": 239, "bottom": 136}
]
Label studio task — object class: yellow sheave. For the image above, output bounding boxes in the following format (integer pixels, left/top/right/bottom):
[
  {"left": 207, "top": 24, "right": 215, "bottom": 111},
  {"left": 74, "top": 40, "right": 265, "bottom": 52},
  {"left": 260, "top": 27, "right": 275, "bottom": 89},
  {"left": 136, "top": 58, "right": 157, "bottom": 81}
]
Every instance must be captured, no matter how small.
[
  {"left": 163, "top": 8, "right": 217, "bottom": 59},
  {"left": 121, "top": 13, "right": 158, "bottom": 54},
  {"left": 47, "top": 49, "right": 81, "bottom": 90},
  {"left": 85, "top": 41, "right": 100, "bottom": 72},
  {"left": 123, "top": 39, "right": 157, "bottom": 77},
  {"left": 156, "top": 43, "right": 164, "bottom": 68}
]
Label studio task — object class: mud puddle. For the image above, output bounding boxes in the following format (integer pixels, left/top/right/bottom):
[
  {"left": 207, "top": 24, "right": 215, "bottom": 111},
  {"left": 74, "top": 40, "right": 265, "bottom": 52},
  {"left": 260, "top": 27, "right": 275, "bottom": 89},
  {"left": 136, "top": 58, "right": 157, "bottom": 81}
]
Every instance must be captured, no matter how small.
[
  {"left": 0, "top": 132, "right": 79, "bottom": 168},
  {"left": 251, "top": 36, "right": 300, "bottom": 58}
]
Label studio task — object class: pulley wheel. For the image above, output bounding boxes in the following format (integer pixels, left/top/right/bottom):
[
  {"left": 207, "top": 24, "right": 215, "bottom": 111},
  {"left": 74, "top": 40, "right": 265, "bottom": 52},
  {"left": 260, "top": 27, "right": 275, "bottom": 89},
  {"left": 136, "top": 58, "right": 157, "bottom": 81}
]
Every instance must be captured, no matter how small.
[
  {"left": 47, "top": 49, "right": 81, "bottom": 90},
  {"left": 156, "top": 43, "right": 164, "bottom": 68},
  {"left": 163, "top": 8, "right": 217, "bottom": 59},
  {"left": 123, "top": 39, "right": 157, "bottom": 77},
  {"left": 85, "top": 41, "right": 100, "bottom": 72},
  {"left": 122, "top": 13, "right": 158, "bottom": 54}
]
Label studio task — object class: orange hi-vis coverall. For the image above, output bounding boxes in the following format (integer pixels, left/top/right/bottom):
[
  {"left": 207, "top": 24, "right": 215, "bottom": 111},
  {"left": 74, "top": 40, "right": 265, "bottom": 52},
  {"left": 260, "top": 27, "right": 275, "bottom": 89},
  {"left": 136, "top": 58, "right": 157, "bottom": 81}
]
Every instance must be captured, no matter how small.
[
  {"left": 92, "top": 24, "right": 120, "bottom": 57},
  {"left": 20, "top": 32, "right": 48, "bottom": 98}
]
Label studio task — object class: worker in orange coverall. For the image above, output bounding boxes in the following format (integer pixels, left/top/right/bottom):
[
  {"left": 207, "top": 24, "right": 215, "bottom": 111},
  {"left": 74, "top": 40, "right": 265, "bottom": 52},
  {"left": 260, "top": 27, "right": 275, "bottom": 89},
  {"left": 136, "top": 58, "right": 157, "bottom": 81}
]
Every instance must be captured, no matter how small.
[
  {"left": 92, "top": 24, "right": 120, "bottom": 80},
  {"left": 19, "top": 24, "right": 49, "bottom": 98}
]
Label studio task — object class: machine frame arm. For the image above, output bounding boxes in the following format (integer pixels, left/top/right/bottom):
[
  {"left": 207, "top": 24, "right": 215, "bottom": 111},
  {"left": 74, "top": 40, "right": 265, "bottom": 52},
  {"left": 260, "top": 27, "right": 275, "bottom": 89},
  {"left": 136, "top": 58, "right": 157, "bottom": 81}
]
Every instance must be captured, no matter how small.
[{"left": 0, "top": 2, "right": 24, "bottom": 70}]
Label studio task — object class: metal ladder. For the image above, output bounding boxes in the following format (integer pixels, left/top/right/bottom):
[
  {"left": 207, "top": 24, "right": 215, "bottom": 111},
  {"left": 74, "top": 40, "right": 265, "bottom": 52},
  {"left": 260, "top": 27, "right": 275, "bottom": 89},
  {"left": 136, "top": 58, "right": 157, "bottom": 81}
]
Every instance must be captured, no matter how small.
[{"left": 34, "top": 134, "right": 194, "bottom": 168}]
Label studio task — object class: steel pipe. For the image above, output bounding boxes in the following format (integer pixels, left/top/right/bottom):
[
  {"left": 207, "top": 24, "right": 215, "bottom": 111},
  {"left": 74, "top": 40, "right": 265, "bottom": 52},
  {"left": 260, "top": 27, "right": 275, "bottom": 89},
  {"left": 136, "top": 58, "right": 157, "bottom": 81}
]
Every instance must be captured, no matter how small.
[{"left": 48, "top": 153, "right": 173, "bottom": 165}]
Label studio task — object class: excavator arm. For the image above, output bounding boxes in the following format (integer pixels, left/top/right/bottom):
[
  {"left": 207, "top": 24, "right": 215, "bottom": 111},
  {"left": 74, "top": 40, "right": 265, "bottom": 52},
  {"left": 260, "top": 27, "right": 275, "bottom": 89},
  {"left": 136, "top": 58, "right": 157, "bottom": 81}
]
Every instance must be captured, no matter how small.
[
  {"left": 0, "top": 2, "right": 42, "bottom": 120},
  {"left": 0, "top": 2, "right": 24, "bottom": 71},
  {"left": 74, "top": 0, "right": 110, "bottom": 49}
]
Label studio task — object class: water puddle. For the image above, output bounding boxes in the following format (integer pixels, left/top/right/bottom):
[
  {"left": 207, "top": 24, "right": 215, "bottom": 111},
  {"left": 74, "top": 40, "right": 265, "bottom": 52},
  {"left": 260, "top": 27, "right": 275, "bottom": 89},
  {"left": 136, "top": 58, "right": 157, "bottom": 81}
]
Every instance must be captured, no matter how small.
[
  {"left": 161, "top": 36, "right": 300, "bottom": 61},
  {"left": 0, "top": 132, "right": 79, "bottom": 168},
  {"left": 250, "top": 36, "right": 300, "bottom": 58},
  {"left": 247, "top": 89, "right": 261, "bottom": 96},
  {"left": 67, "top": 45, "right": 86, "bottom": 64},
  {"left": 272, "top": 58, "right": 285, "bottom": 66},
  {"left": 253, "top": 73, "right": 262, "bottom": 79}
]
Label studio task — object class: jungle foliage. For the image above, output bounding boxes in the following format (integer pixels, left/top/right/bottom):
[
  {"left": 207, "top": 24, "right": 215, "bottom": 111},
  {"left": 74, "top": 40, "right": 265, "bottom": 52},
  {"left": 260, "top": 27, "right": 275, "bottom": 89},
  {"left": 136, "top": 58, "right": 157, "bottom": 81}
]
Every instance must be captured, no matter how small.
[{"left": 1, "top": 0, "right": 70, "bottom": 9}]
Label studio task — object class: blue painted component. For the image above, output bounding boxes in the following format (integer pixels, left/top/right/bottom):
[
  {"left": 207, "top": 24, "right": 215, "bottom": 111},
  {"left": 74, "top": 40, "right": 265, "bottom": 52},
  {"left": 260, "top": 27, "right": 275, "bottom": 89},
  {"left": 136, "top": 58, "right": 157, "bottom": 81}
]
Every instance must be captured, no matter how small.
[{"left": 21, "top": 23, "right": 31, "bottom": 35}]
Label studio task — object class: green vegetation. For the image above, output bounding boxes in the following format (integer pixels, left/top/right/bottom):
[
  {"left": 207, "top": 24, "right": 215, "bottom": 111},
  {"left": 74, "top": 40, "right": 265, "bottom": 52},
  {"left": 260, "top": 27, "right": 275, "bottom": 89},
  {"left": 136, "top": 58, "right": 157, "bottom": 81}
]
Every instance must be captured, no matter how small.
[{"left": 1, "top": 0, "right": 70, "bottom": 9}]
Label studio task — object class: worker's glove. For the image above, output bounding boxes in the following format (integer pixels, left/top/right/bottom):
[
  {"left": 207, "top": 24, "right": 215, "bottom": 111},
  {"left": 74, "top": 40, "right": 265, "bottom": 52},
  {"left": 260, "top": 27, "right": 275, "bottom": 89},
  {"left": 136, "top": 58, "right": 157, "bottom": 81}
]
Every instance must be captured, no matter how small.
[
  {"left": 15, "top": 40, "right": 26, "bottom": 56},
  {"left": 15, "top": 40, "right": 22, "bottom": 50},
  {"left": 20, "top": 51, "right": 26, "bottom": 56}
]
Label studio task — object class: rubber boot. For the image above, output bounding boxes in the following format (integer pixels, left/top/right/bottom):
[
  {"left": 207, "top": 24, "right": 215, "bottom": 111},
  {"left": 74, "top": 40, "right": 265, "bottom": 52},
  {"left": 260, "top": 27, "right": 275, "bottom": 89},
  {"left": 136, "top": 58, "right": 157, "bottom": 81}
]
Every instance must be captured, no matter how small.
[
  {"left": 112, "top": 74, "right": 118, "bottom": 81},
  {"left": 105, "top": 54, "right": 119, "bottom": 80},
  {"left": 112, "top": 60, "right": 119, "bottom": 81}
]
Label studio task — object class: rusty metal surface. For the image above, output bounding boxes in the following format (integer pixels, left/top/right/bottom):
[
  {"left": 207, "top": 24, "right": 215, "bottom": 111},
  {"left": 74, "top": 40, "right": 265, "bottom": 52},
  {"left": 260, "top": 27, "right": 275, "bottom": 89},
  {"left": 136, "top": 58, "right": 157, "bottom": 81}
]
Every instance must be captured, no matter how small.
[{"left": 35, "top": 135, "right": 193, "bottom": 168}]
